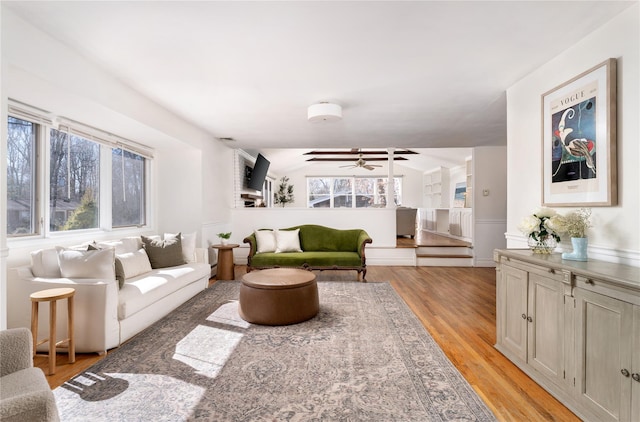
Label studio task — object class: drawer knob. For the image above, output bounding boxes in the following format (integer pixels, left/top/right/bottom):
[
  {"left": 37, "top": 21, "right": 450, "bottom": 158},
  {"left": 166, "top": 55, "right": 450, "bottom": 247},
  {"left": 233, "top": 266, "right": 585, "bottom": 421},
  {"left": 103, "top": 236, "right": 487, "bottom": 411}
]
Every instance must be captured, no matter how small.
[
  {"left": 521, "top": 314, "right": 527, "bottom": 320},
  {"left": 621, "top": 369, "right": 630, "bottom": 377},
  {"left": 548, "top": 268, "right": 555, "bottom": 274},
  {"left": 632, "top": 373, "right": 640, "bottom": 382},
  {"left": 585, "top": 279, "right": 595, "bottom": 285},
  {"left": 527, "top": 316, "right": 533, "bottom": 323}
]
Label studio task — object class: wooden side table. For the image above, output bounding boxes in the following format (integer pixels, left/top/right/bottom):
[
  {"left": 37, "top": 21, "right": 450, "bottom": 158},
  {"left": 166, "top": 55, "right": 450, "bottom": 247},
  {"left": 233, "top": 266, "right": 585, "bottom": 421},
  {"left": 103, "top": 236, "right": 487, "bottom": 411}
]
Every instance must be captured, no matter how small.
[
  {"left": 30, "top": 287, "right": 76, "bottom": 375},
  {"left": 212, "top": 244, "right": 239, "bottom": 281}
]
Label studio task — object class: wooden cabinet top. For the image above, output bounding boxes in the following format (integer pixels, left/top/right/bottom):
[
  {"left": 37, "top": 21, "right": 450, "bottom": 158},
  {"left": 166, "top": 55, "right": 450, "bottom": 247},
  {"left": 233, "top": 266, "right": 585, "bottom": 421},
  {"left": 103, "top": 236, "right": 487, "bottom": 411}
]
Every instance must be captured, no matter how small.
[{"left": 494, "top": 249, "right": 640, "bottom": 293}]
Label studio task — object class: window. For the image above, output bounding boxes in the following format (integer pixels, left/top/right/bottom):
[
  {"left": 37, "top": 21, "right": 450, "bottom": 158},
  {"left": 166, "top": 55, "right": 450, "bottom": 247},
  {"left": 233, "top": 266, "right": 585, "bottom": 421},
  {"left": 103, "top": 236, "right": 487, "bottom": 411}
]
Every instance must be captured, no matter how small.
[
  {"left": 307, "top": 176, "right": 402, "bottom": 208},
  {"left": 112, "top": 148, "right": 146, "bottom": 227},
  {"left": 49, "top": 128, "right": 100, "bottom": 231},
  {"left": 354, "top": 177, "right": 375, "bottom": 208},
  {"left": 333, "top": 178, "right": 352, "bottom": 208},
  {"left": 308, "top": 177, "right": 331, "bottom": 208},
  {"left": 6, "top": 103, "right": 152, "bottom": 238},
  {"left": 6, "top": 117, "right": 38, "bottom": 236}
]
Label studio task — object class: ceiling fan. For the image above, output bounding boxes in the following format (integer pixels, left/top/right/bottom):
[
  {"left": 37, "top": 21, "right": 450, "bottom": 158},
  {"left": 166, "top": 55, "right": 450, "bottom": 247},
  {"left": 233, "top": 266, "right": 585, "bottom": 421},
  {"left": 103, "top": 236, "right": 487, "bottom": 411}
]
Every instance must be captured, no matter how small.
[{"left": 339, "top": 154, "right": 382, "bottom": 171}]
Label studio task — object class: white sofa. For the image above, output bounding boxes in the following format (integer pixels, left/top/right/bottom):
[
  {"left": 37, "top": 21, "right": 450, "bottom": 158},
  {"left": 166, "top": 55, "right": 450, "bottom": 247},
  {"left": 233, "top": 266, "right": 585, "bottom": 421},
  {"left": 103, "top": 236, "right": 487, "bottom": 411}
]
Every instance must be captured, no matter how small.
[{"left": 7, "top": 234, "right": 211, "bottom": 354}]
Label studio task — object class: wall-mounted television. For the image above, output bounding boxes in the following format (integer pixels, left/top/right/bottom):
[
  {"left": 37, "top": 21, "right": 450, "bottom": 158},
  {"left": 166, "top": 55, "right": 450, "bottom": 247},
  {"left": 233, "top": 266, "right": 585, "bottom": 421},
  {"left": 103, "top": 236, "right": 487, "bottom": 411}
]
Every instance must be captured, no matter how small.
[{"left": 247, "top": 153, "right": 270, "bottom": 191}]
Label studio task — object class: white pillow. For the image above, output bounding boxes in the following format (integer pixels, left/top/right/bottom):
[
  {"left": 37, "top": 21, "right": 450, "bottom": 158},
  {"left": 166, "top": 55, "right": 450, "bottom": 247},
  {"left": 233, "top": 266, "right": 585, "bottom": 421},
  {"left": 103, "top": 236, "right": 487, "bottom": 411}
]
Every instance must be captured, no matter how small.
[
  {"left": 96, "top": 237, "right": 140, "bottom": 254},
  {"left": 165, "top": 232, "right": 197, "bottom": 263},
  {"left": 255, "top": 230, "right": 276, "bottom": 253},
  {"left": 117, "top": 248, "right": 152, "bottom": 280},
  {"left": 275, "top": 229, "right": 302, "bottom": 253},
  {"left": 57, "top": 247, "right": 115, "bottom": 280},
  {"left": 31, "top": 248, "right": 62, "bottom": 278}
]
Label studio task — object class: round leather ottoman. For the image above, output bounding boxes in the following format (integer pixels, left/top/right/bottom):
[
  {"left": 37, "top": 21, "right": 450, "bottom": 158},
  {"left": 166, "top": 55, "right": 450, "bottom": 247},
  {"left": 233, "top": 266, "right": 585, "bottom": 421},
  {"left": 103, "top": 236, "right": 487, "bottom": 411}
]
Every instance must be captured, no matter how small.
[{"left": 239, "top": 268, "right": 319, "bottom": 325}]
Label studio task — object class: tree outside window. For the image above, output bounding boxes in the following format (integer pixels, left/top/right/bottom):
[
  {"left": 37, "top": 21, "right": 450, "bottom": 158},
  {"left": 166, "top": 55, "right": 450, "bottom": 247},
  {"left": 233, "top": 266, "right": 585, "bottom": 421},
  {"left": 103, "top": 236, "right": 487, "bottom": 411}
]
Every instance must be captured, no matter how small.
[
  {"left": 308, "top": 177, "right": 331, "bottom": 208},
  {"left": 112, "top": 148, "right": 146, "bottom": 227},
  {"left": 49, "top": 129, "right": 100, "bottom": 231},
  {"left": 6, "top": 117, "right": 37, "bottom": 236}
]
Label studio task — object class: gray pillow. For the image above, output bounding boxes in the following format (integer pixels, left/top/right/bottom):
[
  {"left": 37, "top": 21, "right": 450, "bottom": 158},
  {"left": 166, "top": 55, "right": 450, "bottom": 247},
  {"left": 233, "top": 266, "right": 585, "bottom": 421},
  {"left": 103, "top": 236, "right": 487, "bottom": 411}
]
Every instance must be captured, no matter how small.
[{"left": 141, "top": 234, "right": 186, "bottom": 269}]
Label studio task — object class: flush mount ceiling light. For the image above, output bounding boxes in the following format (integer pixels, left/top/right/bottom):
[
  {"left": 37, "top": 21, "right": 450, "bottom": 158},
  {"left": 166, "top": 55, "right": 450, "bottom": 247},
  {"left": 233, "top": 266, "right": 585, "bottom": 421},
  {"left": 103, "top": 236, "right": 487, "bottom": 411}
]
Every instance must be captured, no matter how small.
[{"left": 308, "top": 102, "right": 342, "bottom": 122}]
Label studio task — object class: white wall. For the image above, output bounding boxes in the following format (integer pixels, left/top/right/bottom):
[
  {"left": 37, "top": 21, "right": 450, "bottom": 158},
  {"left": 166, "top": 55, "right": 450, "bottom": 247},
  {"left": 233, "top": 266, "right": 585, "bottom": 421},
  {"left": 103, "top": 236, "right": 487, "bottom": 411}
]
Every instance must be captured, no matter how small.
[
  {"left": 506, "top": 4, "right": 639, "bottom": 265},
  {"left": 473, "top": 146, "right": 508, "bottom": 266}
]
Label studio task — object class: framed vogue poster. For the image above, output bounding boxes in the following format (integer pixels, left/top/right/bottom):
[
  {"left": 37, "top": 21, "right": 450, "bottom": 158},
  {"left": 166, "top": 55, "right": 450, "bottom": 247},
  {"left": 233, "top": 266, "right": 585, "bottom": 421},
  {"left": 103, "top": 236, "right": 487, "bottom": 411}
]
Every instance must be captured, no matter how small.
[{"left": 541, "top": 58, "right": 617, "bottom": 206}]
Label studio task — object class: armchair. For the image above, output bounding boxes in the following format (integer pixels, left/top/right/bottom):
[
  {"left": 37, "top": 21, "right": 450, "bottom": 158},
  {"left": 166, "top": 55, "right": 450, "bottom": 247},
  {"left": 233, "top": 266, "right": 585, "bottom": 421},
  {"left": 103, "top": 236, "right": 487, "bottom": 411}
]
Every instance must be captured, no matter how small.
[{"left": 0, "top": 328, "right": 60, "bottom": 422}]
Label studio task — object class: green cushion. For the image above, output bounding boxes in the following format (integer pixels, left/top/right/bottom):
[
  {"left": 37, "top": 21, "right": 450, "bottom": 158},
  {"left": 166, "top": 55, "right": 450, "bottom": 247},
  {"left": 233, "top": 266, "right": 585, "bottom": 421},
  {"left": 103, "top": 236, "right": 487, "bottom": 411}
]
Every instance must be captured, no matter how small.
[
  {"left": 251, "top": 251, "right": 362, "bottom": 268},
  {"left": 295, "top": 225, "right": 362, "bottom": 252},
  {"left": 141, "top": 234, "right": 185, "bottom": 269}
]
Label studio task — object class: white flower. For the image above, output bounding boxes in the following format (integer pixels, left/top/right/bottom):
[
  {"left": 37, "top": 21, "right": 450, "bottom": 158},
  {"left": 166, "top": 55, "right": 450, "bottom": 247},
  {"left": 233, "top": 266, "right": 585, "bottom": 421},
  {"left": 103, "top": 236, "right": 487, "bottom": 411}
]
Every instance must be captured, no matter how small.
[
  {"left": 534, "top": 207, "right": 557, "bottom": 218},
  {"left": 518, "top": 215, "right": 541, "bottom": 236},
  {"left": 518, "top": 208, "right": 562, "bottom": 242},
  {"left": 545, "top": 215, "right": 563, "bottom": 232}
]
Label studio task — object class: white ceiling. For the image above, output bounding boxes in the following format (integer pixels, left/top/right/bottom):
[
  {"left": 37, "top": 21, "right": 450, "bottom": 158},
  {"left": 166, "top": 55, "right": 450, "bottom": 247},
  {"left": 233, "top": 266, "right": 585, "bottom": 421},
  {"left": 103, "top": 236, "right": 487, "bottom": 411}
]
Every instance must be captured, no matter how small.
[{"left": 4, "top": 1, "right": 635, "bottom": 172}]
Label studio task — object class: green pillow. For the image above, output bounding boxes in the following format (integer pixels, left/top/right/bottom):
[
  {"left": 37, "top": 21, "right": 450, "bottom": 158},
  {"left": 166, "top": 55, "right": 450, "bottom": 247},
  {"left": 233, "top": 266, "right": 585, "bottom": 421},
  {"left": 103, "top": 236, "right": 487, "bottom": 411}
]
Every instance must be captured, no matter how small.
[{"left": 141, "top": 234, "right": 185, "bottom": 269}]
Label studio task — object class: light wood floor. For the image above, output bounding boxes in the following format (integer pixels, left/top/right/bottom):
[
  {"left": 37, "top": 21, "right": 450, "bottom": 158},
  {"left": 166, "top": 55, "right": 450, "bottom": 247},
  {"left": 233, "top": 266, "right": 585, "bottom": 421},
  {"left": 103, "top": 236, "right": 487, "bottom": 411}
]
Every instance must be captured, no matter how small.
[
  {"left": 398, "top": 229, "right": 473, "bottom": 248},
  {"left": 36, "top": 265, "right": 579, "bottom": 421}
]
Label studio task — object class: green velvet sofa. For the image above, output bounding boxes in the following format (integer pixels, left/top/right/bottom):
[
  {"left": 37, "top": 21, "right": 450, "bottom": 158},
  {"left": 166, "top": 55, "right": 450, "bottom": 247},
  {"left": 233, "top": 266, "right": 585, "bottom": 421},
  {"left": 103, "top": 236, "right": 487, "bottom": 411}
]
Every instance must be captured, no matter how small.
[{"left": 243, "top": 225, "right": 373, "bottom": 281}]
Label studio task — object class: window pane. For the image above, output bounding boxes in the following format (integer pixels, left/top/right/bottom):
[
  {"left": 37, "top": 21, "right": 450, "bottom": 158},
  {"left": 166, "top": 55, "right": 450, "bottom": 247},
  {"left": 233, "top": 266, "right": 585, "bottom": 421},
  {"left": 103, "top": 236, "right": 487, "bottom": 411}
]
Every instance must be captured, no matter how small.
[
  {"left": 308, "top": 177, "right": 331, "bottom": 208},
  {"left": 7, "top": 117, "right": 37, "bottom": 236},
  {"left": 332, "top": 178, "right": 352, "bottom": 208},
  {"left": 393, "top": 177, "right": 402, "bottom": 205},
  {"left": 112, "top": 148, "right": 146, "bottom": 227},
  {"left": 355, "top": 178, "right": 376, "bottom": 208},
  {"left": 49, "top": 129, "right": 100, "bottom": 231},
  {"left": 376, "top": 178, "right": 388, "bottom": 207}
]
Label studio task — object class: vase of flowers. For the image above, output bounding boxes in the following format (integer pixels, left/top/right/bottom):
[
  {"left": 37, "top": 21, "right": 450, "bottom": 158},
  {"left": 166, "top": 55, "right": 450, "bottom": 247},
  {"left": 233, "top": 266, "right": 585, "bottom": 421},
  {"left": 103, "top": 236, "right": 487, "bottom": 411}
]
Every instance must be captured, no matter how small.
[
  {"left": 549, "top": 208, "right": 591, "bottom": 261},
  {"left": 217, "top": 232, "right": 232, "bottom": 245},
  {"left": 518, "top": 207, "right": 561, "bottom": 254}
]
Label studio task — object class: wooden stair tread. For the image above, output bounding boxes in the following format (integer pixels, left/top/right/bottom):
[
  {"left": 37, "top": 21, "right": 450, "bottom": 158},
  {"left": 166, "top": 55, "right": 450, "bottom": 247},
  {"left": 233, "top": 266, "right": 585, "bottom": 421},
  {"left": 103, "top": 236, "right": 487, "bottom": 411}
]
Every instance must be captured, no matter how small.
[{"left": 416, "top": 253, "right": 473, "bottom": 259}]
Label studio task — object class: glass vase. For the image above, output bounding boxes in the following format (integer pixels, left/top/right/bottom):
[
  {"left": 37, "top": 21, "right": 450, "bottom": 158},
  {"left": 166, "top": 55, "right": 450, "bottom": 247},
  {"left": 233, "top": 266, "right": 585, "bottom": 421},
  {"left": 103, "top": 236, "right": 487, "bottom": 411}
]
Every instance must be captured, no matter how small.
[{"left": 528, "top": 236, "right": 557, "bottom": 254}]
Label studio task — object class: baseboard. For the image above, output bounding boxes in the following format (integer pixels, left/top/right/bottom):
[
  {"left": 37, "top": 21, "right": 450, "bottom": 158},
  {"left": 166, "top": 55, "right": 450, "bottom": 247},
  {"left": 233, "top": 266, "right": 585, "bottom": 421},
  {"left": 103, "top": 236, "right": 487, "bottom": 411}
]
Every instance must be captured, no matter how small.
[{"left": 474, "top": 257, "right": 497, "bottom": 267}]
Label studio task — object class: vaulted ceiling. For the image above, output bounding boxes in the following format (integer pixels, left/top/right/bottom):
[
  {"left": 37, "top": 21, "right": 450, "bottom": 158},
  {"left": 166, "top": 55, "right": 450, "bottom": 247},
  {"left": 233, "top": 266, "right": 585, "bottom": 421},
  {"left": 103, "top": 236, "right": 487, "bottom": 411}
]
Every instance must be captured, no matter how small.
[{"left": 4, "top": 1, "right": 635, "bottom": 171}]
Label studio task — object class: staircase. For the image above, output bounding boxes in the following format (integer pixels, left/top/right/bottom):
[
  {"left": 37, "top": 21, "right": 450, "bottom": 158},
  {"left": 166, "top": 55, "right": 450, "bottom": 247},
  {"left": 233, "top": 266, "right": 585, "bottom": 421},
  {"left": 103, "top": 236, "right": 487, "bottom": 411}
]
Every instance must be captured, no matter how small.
[
  {"left": 415, "top": 244, "right": 474, "bottom": 266},
  {"left": 405, "top": 231, "right": 474, "bottom": 267}
]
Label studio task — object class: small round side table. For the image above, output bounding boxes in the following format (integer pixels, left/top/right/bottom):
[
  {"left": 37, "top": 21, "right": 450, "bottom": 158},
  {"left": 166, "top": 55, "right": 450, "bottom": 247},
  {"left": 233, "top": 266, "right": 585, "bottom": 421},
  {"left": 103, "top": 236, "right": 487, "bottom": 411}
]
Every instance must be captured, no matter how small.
[
  {"left": 212, "top": 244, "right": 239, "bottom": 280},
  {"left": 30, "top": 287, "right": 76, "bottom": 375}
]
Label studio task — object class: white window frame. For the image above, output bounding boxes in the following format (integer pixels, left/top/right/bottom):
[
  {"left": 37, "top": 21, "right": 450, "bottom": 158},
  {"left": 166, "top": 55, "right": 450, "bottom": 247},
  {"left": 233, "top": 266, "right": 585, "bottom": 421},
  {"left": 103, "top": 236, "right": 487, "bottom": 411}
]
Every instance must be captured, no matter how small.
[
  {"left": 306, "top": 176, "right": 403, "bottom": 208},
  {"left": 6, "top": 101, "right": 153, "bottom": 243}
]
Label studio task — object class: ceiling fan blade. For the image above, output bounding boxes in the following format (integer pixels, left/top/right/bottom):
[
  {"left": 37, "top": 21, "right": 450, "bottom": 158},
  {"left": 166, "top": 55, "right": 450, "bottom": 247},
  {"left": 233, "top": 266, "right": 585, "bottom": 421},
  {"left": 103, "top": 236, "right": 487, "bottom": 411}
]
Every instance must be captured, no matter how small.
[
  {"left": 304, "top": 149, "right": 417, "bottom": 155},
  {"left": 306, "top": 157, "right": 407, "bottom": 162},
  {"left": 339, "top": 164, "right": 356, "bottom": 168},
  {"left": 363, "top": 165, "right": 375, "bottom": 170}
]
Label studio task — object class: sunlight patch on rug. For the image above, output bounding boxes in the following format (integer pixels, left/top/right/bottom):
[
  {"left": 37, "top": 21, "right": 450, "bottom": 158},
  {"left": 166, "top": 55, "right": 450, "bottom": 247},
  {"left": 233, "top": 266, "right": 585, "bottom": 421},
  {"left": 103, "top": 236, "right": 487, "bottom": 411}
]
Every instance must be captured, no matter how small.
[
  {"left": 173, "top": 324, "right": 244, "bottom": 378},
  {"left": 57, "top": 373, "right": 205, "bottom": 420},
  {"left": 206, "top": 300, "right": 250, "bottom": 328}
]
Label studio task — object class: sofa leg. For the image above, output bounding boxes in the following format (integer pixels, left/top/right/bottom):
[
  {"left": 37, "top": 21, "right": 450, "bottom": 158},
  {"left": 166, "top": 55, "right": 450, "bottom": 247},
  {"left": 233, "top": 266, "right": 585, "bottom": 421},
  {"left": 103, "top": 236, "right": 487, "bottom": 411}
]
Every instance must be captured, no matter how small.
[{"left": 359, "top": 269, "right": 367, "bottom": 283}]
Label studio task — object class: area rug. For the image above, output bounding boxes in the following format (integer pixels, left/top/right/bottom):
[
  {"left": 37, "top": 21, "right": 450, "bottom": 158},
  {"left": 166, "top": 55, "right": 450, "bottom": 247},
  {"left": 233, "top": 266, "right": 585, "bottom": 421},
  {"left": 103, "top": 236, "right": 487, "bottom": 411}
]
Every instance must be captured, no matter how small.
[{"left": 54, "top": 281, "right": 495, "bottom": 421}]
